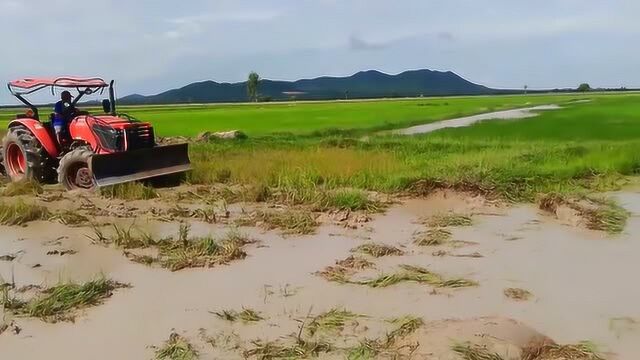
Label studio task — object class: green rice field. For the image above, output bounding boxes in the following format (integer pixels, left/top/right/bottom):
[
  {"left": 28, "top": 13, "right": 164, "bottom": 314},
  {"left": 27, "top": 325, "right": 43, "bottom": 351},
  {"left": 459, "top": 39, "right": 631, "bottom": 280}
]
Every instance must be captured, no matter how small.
[{"left": 2, "top": 92, "right": 640, "bottom": 201}]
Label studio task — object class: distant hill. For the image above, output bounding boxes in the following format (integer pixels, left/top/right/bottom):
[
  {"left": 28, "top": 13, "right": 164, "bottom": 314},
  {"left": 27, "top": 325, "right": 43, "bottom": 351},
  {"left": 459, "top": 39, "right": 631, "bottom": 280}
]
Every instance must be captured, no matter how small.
[{"left": 119, "top": 69, "right": 501, "bottom": 104}]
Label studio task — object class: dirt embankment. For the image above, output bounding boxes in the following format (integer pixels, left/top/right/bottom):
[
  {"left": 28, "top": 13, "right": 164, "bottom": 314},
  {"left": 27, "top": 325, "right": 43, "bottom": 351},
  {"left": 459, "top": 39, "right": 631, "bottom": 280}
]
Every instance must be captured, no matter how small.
[{"left": 0, "top": 185, "right": 637, "bottom": 359}]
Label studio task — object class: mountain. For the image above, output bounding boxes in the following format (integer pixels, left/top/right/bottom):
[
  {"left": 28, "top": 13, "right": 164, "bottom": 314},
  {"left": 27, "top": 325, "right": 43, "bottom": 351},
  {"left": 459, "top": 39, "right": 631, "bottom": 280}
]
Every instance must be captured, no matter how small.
[{"left": 119, "top": 69, "right": 498, "bottom": 104}]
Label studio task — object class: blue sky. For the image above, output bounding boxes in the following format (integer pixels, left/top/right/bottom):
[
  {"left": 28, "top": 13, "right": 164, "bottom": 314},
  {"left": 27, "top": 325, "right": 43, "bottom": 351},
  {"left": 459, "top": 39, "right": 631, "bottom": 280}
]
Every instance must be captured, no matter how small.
[{"left": 1, "top": 0, "right": 639, "bottom": 104}]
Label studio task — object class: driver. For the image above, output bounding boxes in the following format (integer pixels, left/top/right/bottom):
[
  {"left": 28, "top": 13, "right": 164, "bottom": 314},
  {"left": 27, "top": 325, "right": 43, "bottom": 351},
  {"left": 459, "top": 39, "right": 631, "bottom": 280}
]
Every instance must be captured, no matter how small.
[{"left": 53, "top": 90, "right": 76, "bottom": 145}]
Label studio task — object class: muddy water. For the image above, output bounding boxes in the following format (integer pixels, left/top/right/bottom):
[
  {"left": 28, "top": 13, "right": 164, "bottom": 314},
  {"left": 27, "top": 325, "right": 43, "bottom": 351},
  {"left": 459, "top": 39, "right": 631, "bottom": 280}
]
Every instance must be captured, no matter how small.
[
  {"left": 396, "top": 105, "right": 561, "bottom": 135},
  {"left": 1, "top": 191, "right": 639, "bottom": 359}
]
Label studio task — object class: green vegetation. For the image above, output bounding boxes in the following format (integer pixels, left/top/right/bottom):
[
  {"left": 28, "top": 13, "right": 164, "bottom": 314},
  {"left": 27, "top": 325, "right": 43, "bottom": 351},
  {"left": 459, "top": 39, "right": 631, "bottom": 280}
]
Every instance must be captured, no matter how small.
[
  {"left": 3, "top": 93, "right": 639, "bottom": 206},
  {"left": 236, "top": 209, "right": 318, "bottom": 235},
  {"left": 214, "top": 308, "right": 264, "bottom": 323},
  {"left": 2, "top": 180, "right": 43, "bottom": 196},
  {"left": 452, "top": 342, "right": 504, "bottom": 360},
  {"left": 356, "top": 265, "right": 477, "bottom": 289},
  {"left": 100, "top": 182, "right": 158, "bottom": 200},
  {"left": 0, "top": 201, "right": 49, "bottom": 225},
  {"left": 414, "top": 228, "right": 452, "bottom": 246},
  {"left": 538, "top": 193, "right": 629, "bottom": 233},
  {"left": 1, "top": 278, "right": 127, "bottom": 322},
  {"left": 307, "top": 308, "right": 361, "bottom": 336},
  {"left": 245, "top": 338, "right": 333, "bottom": 359},
  {"left": 155, "top": 333, "right": 199, "bottom": 360},
  {"left": 504, "top": 288, "right": 533, "bottom": 301},
  {"left": 91, "top": 224, "right": 252, "bottom": 271},
  {"left": 352, "top": 243, "right": 404, "bottom": 258},
  {"left": 425, "top": 213, "right": 473, "bottom": 227}
]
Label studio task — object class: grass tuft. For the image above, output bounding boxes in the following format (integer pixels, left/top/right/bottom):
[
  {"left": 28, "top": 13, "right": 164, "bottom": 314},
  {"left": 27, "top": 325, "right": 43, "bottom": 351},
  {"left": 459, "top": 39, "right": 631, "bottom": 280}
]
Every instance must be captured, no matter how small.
[
  {"left": 236, "top": 209, "right": 318, "bottom": 235},
  {"left": 357, "top": 264, "right": 477, "bottom": 289},
  {"left": 323, "top": 190, "right": 381, "bottom": 212},
  {"left": 504, "top": 288, "right": 533, "bottom": 301},
  {"left": 414, "top": 228, "right": 452, "bottom": 246},
  {"left": 158, "top": 229, "right": 251, "bottom": 271},
  {"left": 387, "top": 316, "right": 424, "bottom": 340},
  {"left": 49, "top": 210, "right": 90, "bottom": 226},
  {"left": 452, "top": 342, "right": 504, "bottom": 360},
  {"left": 352, "top": 243, "right": 404, "bottom": 258},
  {"left": 538, "top": 193, "right": 628, "bottom": 234},
  {"left": 425, "top": 213, "right": 473, "bottom": 227},
  {"left": 0, "top": 201, "right": 49, "bottom": 225},
  {"left": 522, "top": 340, "right": 604, "bottom": 360},
  {"left": 101, "top": 182, "right": 158, "bottom": 200},
  {"left": 307, "top": 308, "right": 361, "bottom": 336},
  {"left": 155, "top": 333, "right": 199, "bottom": 360},
  {"left": 2, "top": 180, "right": 43, "bottom": 196},
  {"left": 1, "top": 277, "right": 127, "bottom": 322},
  {"left": 244, "top": 338, "right": 332, "bottom": 359},
  {"left": 214, "top": 308, "right": 264, "bottom": 323}
]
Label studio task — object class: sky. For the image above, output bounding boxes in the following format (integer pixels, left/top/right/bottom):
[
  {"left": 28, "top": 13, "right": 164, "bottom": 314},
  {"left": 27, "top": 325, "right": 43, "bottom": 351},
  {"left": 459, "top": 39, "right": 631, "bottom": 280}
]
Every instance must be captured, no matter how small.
[{"left": 1, "top": 0, "right": 639, "bottom": 104}]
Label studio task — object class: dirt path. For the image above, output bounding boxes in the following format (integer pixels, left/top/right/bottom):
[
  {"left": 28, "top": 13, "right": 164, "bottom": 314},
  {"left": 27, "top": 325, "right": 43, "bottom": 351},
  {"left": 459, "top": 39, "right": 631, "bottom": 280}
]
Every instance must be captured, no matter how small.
[
  {"left": 0, "top": 190, "right": 638, "bottom": 359},
  {"left": 395, "top": 105, "right": 561, "bottom": 135}
]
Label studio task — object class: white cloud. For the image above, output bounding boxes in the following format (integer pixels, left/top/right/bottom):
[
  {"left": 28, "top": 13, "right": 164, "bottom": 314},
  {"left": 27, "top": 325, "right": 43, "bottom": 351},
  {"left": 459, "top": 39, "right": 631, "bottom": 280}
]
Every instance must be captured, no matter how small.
[{"left": 0, "top": 0, "right": 639, "bottom": 104}]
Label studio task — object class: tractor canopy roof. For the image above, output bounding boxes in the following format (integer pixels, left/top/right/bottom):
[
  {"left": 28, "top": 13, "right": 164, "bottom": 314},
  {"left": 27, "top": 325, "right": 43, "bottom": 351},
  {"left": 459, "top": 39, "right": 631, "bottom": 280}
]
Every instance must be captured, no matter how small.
[{"left": 8, "top": 77, "right": 108, "bottom": 95}]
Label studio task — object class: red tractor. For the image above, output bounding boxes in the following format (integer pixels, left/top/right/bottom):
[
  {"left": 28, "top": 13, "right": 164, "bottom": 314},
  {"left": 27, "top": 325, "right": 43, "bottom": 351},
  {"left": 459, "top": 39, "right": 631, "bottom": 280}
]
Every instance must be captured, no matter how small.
[{"left": 1, "top": 77, "right": 190, "bottom": 190}]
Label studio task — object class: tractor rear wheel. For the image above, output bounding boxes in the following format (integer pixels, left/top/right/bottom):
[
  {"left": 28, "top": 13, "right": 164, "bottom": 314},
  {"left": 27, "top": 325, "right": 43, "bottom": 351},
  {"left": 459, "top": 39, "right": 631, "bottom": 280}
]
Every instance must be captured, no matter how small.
[
  {"left": 57, "top": 147, "right": 96, "bottom": 191},
  {"left": 1, "top": 126, "right": 56, "bottom": 183}
]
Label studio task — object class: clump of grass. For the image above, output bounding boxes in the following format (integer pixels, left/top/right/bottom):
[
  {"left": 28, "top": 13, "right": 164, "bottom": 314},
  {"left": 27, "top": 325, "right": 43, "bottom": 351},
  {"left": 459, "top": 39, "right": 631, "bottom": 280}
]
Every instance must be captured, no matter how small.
[
  {"left": 2, "top": 180, "right": 43, "bottom": 196},
  {"left": 101, "top": 182, "right": 158, "bottom": 200},
  {"left": 237, "top": 209, "right": 318, "bottom": 235},
  {"left": 346, "top": 316, "right": 423, "bottom": 359},
  {"left": 538, "top": 193, "right": 628, "bottom": 234},
  {"left": 49, "top": 210, "right": 90, "bottom": 226},
  {"left": 155, "top": 333, "right": 199, "bottom": 360},
  {"left": 387, "top": 316, "right": 424, "bottom": 340},
  {"left": 336, "top": 256, "right": 374, "bottom": 270},
  {"left": 414, "top": 228, "right": 452, "bottom": 246},
  {"left": 88, "top": 224, "right": 160, "bottom": 249},
  {"left": 522, "top": 340, "right": 604, "bottom": 360},
  {"left": 316, "top": 256, "right": 374, "bottom": 283},
  {"left": 425, "top": 213, "right": 473, "bottom": 227},
  {"left": 0, "top": 201, "right": 49, "bottom": 226},
  {"left": 504, "top": 288, "right": 533, "bottom": 301},
  {"left": 352, "top": 243, "right": 404, "bottom": 258},
  {"left": 214, "top": 308, "right": 264, "bottom": 323},
  {"left": 347, "top": 339, "right": 386, "bottom": 360},
  {"left": 452, "top": 342, "right": 504, "bottom": 360},
  {"left": 357, "top": 265, "right": 477, "bottom": 289},
  {"left": 244, "top": 338, "right": 332, "bottom": 359},
  {"left": 307, "top": 308, "right": 361, "bottom": 336},
  {"left": 316, "top": 265, "right": 352, "bottom": 283},
  {"left": 323, "top": 189, "right": 381, "bottom": 212},
  {"left": 158, "top": 229, "right": 251, "bottom": 271},
  {"left": 1, "top": 277, "right": 127, "bottom": 322},
  {"left": 581, "top": 201, "right": 628, "bottom": 234}
]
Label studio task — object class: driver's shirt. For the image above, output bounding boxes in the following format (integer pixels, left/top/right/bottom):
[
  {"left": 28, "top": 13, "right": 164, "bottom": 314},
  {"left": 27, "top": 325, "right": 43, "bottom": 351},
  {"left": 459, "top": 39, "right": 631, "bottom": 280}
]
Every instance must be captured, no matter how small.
[{"left": 53, "top": 101, "right": 73, "bottom": 126}]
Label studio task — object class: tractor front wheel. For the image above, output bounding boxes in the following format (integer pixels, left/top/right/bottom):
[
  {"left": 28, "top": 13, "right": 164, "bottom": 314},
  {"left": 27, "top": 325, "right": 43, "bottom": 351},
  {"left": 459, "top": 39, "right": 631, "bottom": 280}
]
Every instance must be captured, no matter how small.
[{"left": 57, "top": 147, "right": 96, "bottom": 190}]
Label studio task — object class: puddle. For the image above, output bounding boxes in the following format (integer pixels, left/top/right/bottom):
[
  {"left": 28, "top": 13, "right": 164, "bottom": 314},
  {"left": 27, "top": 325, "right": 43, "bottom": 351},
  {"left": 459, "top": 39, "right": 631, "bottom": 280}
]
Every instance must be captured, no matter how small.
[
  {"left": 396, "top": 105, "right": 561, "bottom": 135},
  {"left": 0, "top": 190, "right": 638, "bottom": 359}
]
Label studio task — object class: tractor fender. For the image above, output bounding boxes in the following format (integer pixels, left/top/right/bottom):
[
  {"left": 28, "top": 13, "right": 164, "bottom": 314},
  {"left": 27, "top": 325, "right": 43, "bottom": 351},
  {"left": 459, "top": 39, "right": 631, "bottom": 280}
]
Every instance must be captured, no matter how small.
[{"left": 8, "top": 119, "right": 59, "bottom": 158}]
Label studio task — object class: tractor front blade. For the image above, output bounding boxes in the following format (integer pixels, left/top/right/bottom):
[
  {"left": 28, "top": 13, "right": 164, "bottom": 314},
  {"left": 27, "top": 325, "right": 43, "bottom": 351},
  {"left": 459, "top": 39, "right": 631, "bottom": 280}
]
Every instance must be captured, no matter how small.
[{"left": 90, "top": 143, "right": 191, "bottom": 187}]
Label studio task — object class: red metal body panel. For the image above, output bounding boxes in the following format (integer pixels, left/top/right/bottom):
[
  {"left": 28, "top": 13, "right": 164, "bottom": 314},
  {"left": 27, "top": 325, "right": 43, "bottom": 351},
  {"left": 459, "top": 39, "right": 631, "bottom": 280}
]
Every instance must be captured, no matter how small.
[
  {"left": 8, "top": 119, "right": 59, "bottom": 157},
  {"left": 69, "top": 116, "right": 153, "bottom": 154},
  {"left": 9, "top": 77, "right": 107, "bottom": 89}
]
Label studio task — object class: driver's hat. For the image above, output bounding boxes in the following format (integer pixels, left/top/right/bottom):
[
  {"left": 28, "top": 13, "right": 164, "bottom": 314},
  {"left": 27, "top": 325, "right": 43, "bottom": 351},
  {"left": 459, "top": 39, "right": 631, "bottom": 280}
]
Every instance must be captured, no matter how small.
[{"left": 61, "top": 90, "right": 74, "bottom": 99}]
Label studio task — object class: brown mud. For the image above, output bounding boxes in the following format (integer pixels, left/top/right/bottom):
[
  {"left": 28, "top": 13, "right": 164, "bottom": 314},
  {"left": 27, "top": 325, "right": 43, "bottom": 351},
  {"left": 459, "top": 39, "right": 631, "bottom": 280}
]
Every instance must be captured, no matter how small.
[{"left": 0, "top": 187, "right": 639, "bottom": 359}]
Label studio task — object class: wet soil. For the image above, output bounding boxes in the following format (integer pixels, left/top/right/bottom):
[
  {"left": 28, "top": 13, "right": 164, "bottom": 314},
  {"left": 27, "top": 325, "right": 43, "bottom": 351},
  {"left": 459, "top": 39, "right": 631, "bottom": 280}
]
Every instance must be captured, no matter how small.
[{"left": 0, "top": 188, "right": 638, "bottom": 359}]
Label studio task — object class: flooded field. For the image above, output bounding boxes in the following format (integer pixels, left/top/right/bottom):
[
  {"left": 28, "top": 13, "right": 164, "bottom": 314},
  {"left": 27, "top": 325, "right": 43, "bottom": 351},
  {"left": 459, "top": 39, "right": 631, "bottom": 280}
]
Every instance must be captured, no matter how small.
[{"left": 1, "top": 187, "right": 637, "bottom": 359}]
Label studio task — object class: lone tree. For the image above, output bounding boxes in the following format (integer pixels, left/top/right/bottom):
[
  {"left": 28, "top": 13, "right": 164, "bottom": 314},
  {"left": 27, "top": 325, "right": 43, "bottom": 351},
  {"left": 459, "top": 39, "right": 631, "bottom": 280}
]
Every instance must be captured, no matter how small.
[
  {"left": 577, "top": 83, "right": 591, "bottom": 92},
  {"left": 247, "top": 71, "right": 260, "bottom": 102}
]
